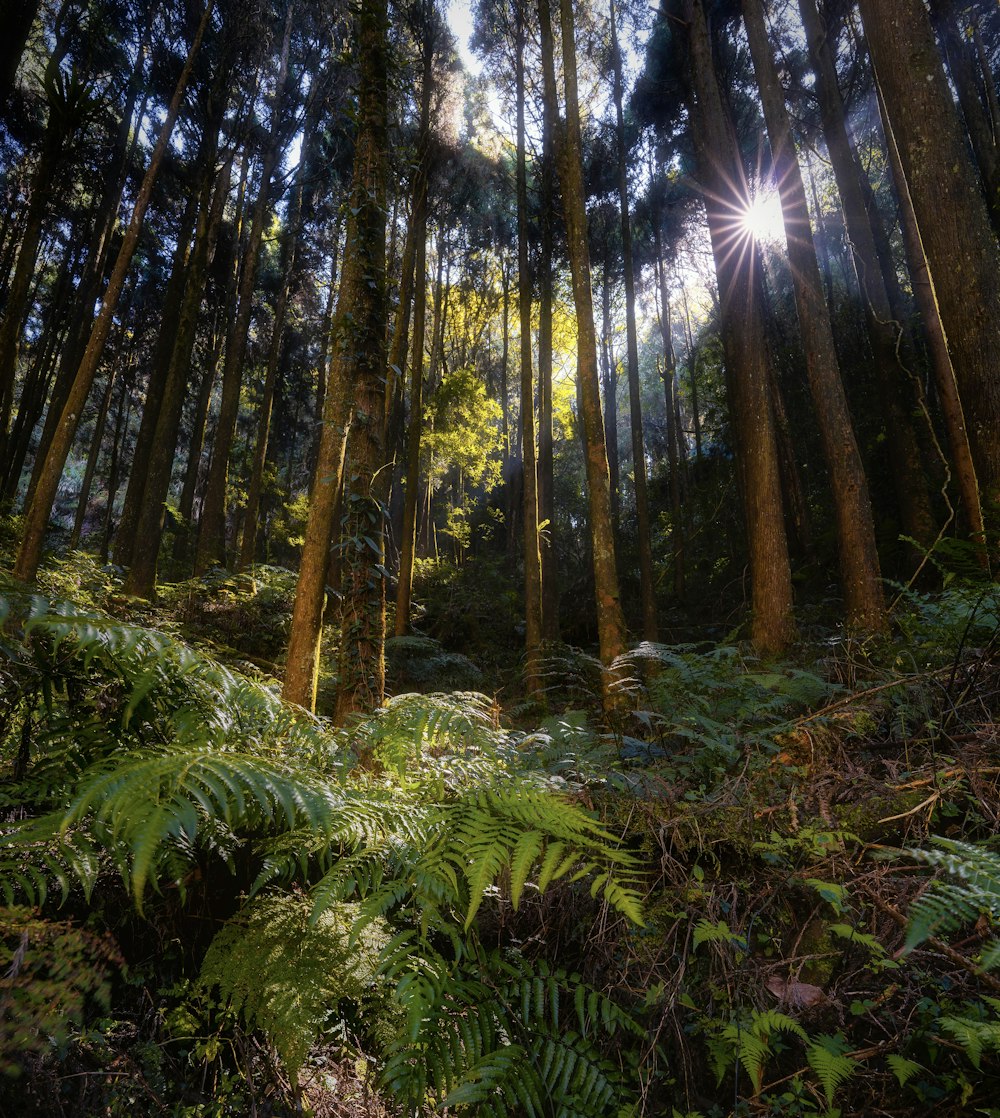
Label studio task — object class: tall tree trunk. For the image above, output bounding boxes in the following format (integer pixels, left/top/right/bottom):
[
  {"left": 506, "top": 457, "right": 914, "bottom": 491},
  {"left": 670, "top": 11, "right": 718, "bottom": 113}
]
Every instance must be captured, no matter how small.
[
  {"left": 681, "top": 285, "right": 702, "bottom": 463},
  {"left": 610, "top": 0, "right": 657, "bottom": 640},
  {"left": 113, "top": 188, "right": 200, "bottom": 567},
  {"left": 553, "top": 0, "right": 628, "bottom": 683},
  {"left": 1, "top": 0, "right": 40, "bottom": 109},
  {"left": 537, "top": 0, "right": 559, "bottom": 640},
  {"left": 196, "top": 4, "right": 294, "bottom": 573},
  {"left": 0, "top": 13, "right": 78, "bottom": 454},
  {"left": 283, "top": 0, "right": 390, "bottom": 711},
  {"left": 514, "top": 0, "right": 544, "bottom": 694},
  {"left": 69, "top": 362, "right": 117, "bottom": 549},
  {"left": 334, "top": 0, "right": 390, "bottom": 722},
  {"left": 99, "top": 368, "right": 132, "bottom": 563},
  {"left": 857, "top": 0, "right": 1000, "bottom": 538},
  {"left": 877, "top": 86, "right": 987, "bottom": 564},
  {"left": 13, "top": 0, "right": 213, "bottom": 584},
  {"left": 125, "top": 153, "right": 231, "bottom": 597},
  {"left": 742, "top": 0, "right": 884, "bottom": 629},
  {"left": 654, "top": 225, "right": 684, "bottom": 599},
  {"left": 599, "top": 270, "right": 620, "bottom": 530},
  {"left": 393, "top": 19, "right": 434, "bottom": 638},
  {"left": 683, "top": 0, "right": 795, "bottom": 652},
  {"left": 799, "top": 0, "right": 936, "bottom": 552}
]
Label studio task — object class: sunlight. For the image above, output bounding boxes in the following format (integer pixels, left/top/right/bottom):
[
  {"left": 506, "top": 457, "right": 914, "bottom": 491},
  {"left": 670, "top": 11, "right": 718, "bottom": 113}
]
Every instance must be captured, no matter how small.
[{"left": 740, "top": 187, "right": 785, "bottom": 245}]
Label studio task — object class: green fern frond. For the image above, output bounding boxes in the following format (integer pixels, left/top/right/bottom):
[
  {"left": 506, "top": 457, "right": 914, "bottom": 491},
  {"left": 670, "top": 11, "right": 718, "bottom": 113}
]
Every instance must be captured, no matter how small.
[
  {"left": 806, "top": 1033, "right": 857, "bottom": 1106},
  {"left": 196, "top": 894, "right": 391, "bottom": 1079},
  {"left": 938, "top": 1014, "right": 1000, "bottom": 1070},
  {"left": 905, "top": 837, "right": 1000, "bottom": 956},
  {"left": 886, "top": 1053, "right": 922, "bottom": 1087}
]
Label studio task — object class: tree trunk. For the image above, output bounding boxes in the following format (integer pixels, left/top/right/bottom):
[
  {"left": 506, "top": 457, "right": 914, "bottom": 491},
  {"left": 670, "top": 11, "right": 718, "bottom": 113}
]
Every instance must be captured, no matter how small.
[
  {"left": 930, "top": 0, "right": 1000, "bottom": 238},
  {"left": 683, "top": 0, "right": 795, "bottom": 652},
  {"left": 878, "top": 85, "right": 987, "bottom": 565},
  {"left": 334, "top": 0, "right": 390, "bottom": 723},
  {"left": 857, "top": 0, "right": 1000, "bottom": 539},
  {"left": 69, "top": 362, "right": 117, "bottom": 549},
  {"left": 610, "top": 0, "right": 657, "bottom": 640},
  {"left": 742, "top": 0, "right": 884, "bottom": 629},
  {"left": 196, "top": 4, "right": 294, "bottom": 573},
  {"left": 393, "top": 18, "right": 434, "bottom": 639},
  {"left": 799, "top": 0, "right": 937, "bottom": 553},
  {"left": 0, "top": 0, "right": 40, "bottom": 109},
  {"left": 125, "top": 153, "right": 231, "bottom": 597},
  {"left": 653, "top": 225, "right": 684, "bottom": 599},
  {"left": 553, "top": 0, "right": 628, "bottom": 683},
  {"left": 13, "top": 0, "right": 212, "bottom": 584},
  {"left": 283, "top": 0, "right": 390, "bottom": 711},
  {"left": 514, "top": 0, "right": 544, "bottom": 694},
  {"left": 112, "top": 188, "right": 200, "bottom": 567},
  {"left": 537, "top": 0, "right": 559, "bottom": 641},
  {"left": 599, "top": 269, "right": 620, "bottom": 530}
]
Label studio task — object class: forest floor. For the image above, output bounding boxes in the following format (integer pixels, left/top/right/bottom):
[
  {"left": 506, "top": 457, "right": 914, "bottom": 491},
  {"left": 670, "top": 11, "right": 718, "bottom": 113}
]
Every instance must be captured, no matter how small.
[{"left": 1, "top": 542, "right": 999, "bottom": 1116}]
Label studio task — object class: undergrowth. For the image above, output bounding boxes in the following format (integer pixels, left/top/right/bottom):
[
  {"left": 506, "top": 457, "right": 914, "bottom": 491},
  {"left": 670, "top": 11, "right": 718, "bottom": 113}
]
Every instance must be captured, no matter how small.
[{"left": 0, "top": 558, "right": 998, "bottom": 1116}]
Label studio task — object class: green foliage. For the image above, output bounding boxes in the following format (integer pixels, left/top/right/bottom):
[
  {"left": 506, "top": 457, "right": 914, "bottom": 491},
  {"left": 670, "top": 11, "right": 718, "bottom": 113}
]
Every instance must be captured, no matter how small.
[
  {"left": 805, "top": 1033, "right": 857, "bottom": 1107},
  {"left": 0, "top": 906, "right": 121, "bottom": 1076},
  {"left": 196, "top": 895, "right": 391, "bottom": 1078},
  {"left": 379, "top": 950, "right": 639, "bottom": 1117},
  {"left": 0, "top": 584, "right": 644, "bottom": 1113},
  {"left": 904, "top": 837, "right": 1000, "bottom": 963},
  {"left": 612, "top": 642, "right": 838, "bottom": 773}
]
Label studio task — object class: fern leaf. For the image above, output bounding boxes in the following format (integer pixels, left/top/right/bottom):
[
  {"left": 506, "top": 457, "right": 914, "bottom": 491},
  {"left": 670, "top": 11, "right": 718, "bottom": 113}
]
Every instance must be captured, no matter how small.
[{"left": 806, "top": 1034, "right": 857, "bottom": 1106}]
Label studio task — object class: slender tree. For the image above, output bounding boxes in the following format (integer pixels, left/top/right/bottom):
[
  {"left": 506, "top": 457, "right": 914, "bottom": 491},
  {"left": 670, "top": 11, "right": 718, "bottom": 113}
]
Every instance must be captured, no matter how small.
[
  {"left": 552, "top": 0, "right": 628, "bottom": 682},
  {"left": 609, "top": 0, "right": 657, "bottom": 640},
  {"left": 681, "top": 0, "right": 795, "bottom": 651},
  {"left": 284, "top": 0, "right": 391, "bottom": 710}
]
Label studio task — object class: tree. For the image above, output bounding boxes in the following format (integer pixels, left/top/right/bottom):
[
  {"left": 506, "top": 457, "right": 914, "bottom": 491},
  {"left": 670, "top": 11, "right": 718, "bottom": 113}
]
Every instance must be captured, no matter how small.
[
  {"left": 609, "top": 0, "right": 657, "bottom": 641},
  {"left": 857, "top": 0, "right": 1000, "bottom": 540},
  {"left": 797, "top": 0, "right": 937, "bottom": 555},
  {"left": 283, "top": 0, "right": 390, "bottom": 712},
  {"left": 549, "top": 0, "right": 628, "bottom": 686},
  {"left": 679, "top": 0, "right": 795, "bottom": 652},
  {"left": 741, "top": 0, "right": 884, "bottom": 629},
  {"left": 514, "top": 0, "right": 544, "bottom": 694},
  {"left": 14, "top": 0, "right": 214, "bottom": 584}
]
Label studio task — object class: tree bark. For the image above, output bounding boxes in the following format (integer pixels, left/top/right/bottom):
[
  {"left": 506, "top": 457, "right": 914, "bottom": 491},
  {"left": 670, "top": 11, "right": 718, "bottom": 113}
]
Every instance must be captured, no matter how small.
[
  {"left": 799, "top": 0, "right": 937, "bottom": 553},
  {"left": 393, "top": 17, "right": 434, "bottom": 639},
  {"left": 196, "top": 4, "right": 294, "bottom": 573},
  {"left": 515, "top": 0, "right": 544, "bottom": 694},
  {"left": 877, "top": 85, "right": 987, "bottom": 565},
  {"left": 930, "top": 0, "right": 1000, "bottom": 238},
  {"left": 537, "top": 0, "right": 559, "bottom": 641},
  {"left": 125, "top": 153, "right": 231, "bottom": 597},
  {"left": 610, "top": 0, "right": 657, "bottom": 640}
]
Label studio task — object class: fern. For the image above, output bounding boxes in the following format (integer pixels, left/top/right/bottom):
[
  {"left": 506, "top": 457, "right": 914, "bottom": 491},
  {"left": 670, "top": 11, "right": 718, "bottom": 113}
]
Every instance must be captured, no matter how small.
[
  {"left": 0, "top": 586, "right": 645, "bottom": 1112},
  {"left": 938, "top": 1013, "right": 1000, "bottom": 1070},
  {"left": 195, "top": 894, "right": 392, "bottom": 1079},
  {"left": 379, "top": 948, "right": 639, "bottom": 1116},
  {"left": 806, "top": 1033, "right": 857, "bottom": 1106},
  {"left": 905, "top": 837, "right": 1000, "bottom": 964}
]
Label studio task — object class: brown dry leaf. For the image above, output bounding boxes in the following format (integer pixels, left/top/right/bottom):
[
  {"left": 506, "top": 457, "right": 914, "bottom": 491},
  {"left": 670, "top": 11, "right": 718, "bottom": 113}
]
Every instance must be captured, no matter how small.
[{"left": 765, "top": 974, "right": 826, "bottom": 1007}]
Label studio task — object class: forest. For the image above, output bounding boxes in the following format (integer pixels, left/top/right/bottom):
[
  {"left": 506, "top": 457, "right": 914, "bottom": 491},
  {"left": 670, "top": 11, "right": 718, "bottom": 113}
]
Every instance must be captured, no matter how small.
[{"left": 1, "top": 0, "right": 1000, "bottom": 1113}]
